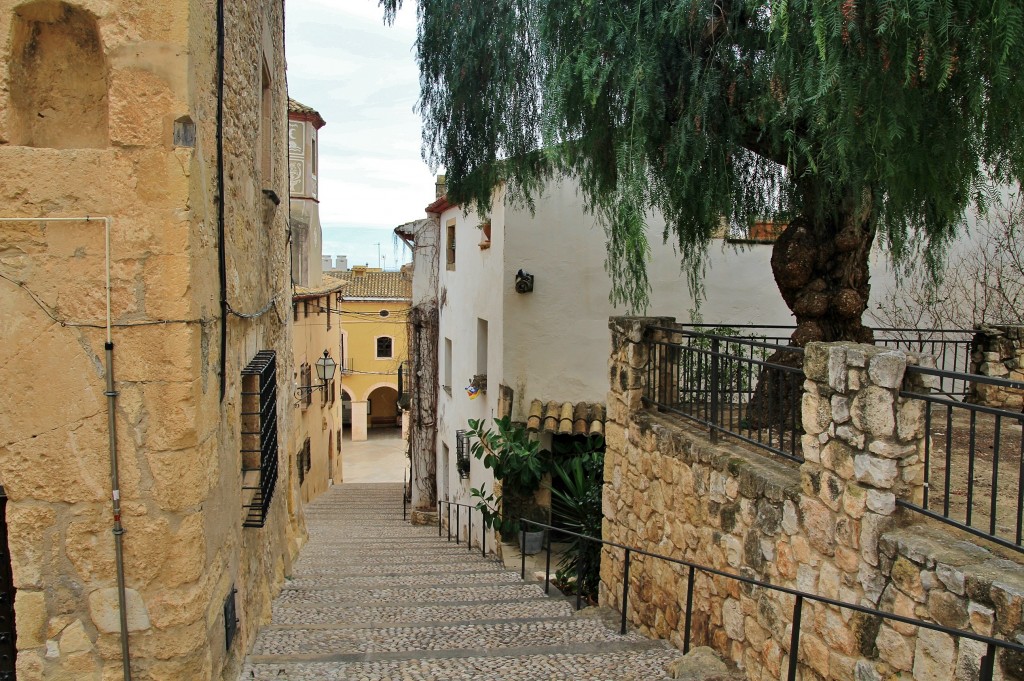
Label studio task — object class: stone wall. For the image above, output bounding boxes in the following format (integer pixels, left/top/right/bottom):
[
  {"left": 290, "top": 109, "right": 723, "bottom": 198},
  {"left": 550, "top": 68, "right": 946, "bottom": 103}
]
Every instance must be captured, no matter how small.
[
  {"left": 970, "top": 325, "right": 1024, "bottom": 408},
  {"left": 0, "top": 1, "right": 301, "bottom": 679},
  {"left": 601, "top": 317, "right": 1024, "bottom": 681}
]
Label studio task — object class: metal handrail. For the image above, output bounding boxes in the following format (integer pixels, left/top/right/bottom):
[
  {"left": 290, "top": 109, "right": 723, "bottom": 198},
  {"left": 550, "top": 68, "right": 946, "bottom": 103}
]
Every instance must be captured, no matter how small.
[
  {"left": 518, "top": 518, "right": 1024, "bottom": 681},
  {"left": 438, "top": 500, "right": 487, "bottom": 557}
]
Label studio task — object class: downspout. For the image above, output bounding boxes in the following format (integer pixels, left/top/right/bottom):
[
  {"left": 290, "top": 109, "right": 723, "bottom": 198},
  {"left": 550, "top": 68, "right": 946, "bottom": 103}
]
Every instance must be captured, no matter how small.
[
  {"left": 0, "top": 216, "right": 132, "bottom": 680},
  {"left": 216, "top": 0, "right": 228, "bottom": 401}
]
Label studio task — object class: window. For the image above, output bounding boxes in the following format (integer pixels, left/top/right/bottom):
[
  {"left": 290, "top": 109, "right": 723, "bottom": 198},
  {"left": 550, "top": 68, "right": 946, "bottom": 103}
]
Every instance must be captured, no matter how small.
[
  {"left": 311, "top": 135, "right": 317, "bottom": 175},
  {"left": 300, "top": 363, "right": 312, "bottom": 408},
  {"left": 477, "top": 318, "right": 488, "bottom": 376},
  {"left": 241, "top": 351, "right": 279, "bottom": 528},
  {"left": 376, "top": 336, "right": 393, "bottom": 359},
  {"left": 297, "top": 437, "right": 311, "bottom": 485},
  {"left": 443, "top": 337, "right": 452, "bottom": 394},
  {"left": 446, "top": 219, "right": 456, "bottom": 270},
  {"left": 379, "top": 309, "right": 390, "bottom": 318}
]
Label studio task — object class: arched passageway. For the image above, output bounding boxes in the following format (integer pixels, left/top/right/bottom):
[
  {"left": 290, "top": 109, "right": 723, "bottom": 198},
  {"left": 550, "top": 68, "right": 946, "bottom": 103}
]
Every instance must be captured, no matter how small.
[{"left": 367, "top": 385, "right": 399, "bottom": 428}]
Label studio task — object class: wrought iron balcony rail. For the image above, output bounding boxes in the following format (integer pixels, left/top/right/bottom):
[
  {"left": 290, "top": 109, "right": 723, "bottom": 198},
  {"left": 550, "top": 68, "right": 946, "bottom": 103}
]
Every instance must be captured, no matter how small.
[{"left": 901, "top": 364, "right": 1024, "bottom": 553}]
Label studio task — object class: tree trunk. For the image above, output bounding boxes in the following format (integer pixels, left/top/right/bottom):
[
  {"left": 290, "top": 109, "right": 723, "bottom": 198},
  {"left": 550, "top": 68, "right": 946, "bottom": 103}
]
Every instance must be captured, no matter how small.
[
  {"left": 408, "top": 303, "right": 438, "bottom": 511},
  {"left": 747, "top": 202, "right": 877, "bottom": 428}
]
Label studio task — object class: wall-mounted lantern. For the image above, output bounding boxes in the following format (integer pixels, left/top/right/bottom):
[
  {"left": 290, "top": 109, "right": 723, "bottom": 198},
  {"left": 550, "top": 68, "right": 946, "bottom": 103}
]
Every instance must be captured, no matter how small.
[{"left": 294, "top": 349, "right": 337, "bottom": 398}]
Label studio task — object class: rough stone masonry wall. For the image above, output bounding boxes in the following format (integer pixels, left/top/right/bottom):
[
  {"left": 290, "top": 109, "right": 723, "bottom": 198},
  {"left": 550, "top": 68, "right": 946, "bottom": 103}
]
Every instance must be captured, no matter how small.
[
  {"left": 601, "top": 317, "right": 1024, "bottom": 681},
  {"left": 0, "top": 1, "right": 300, "bottom": 679},
  {"left": 970, "top": 325, "right": 1024, "bottom": 408}
]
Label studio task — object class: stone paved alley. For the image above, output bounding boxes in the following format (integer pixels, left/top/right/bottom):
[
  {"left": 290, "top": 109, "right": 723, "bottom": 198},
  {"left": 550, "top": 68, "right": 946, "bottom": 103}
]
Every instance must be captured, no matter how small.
[{"left": 239, "top": 483, "right": 690, "bottom": 680}]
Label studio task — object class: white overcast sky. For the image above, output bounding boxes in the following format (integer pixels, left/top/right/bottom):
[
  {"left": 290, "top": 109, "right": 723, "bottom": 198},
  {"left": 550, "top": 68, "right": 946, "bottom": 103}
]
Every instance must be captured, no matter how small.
[{"left": 285, "top": 0, "right": 436, "bottom": 229}]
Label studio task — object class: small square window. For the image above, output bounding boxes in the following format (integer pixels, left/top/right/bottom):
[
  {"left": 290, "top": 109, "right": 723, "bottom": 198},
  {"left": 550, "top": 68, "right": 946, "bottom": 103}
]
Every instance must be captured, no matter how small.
[
  {"left": 446, "top": 219, "right": 456, "bottom": 270},
  {"left": 376, "top": 337, "right": 393, "bottom": 359}
]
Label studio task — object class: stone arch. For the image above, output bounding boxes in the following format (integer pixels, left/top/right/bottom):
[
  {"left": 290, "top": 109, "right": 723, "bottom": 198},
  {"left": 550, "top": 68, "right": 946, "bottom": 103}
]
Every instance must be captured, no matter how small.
[
  {"left": 9, "top": 1, "right": 109, "bottom": 148},
  {"left": 365, "top": 383, "right": 399, "bottom": 428}
]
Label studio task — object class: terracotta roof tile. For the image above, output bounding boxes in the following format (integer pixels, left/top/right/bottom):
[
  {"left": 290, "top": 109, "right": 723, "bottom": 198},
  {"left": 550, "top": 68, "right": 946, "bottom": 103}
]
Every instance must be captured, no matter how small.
[
  {"left": 338, "top": 271, "right": 411, "bottom": 301},
  {"left": 288, "top": 97, "right": 326, "bottom": 129},
  {"left": 526, "top": 399, "right": 605, "bottom": 438}
]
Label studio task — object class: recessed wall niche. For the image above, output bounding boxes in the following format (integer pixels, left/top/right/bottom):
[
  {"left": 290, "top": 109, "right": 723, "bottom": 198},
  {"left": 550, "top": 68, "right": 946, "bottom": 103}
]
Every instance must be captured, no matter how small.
[{"left": 9, "top": 1, "right": 109, "bottom": 148}]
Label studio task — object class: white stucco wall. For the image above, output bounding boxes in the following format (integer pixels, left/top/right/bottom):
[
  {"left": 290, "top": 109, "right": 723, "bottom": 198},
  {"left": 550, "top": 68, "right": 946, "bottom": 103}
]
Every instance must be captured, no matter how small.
[
  {"left": 433, "top": 194, "right": 506, "bottom": 539},
  {"left": 501, "top": 177, "right": 799, "bottom": 412}
]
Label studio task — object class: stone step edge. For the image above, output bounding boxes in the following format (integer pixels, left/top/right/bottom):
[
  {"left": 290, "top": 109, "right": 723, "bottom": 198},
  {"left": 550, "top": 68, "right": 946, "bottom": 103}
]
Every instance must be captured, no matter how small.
[
  {"left": 279, "top": 579, "right": 530, "bottom": 592},
  {"left": 261, "top": 614, "right": 578, "bottom": 632},
  {"left": 271, "top": 595, "right": 567, "bottom": 610},
  {"left": 289, "top": 567, "right": 509, "bottom": 578},
  {"left": 245, "top": 636, "right": 670, "bottom": 665}
]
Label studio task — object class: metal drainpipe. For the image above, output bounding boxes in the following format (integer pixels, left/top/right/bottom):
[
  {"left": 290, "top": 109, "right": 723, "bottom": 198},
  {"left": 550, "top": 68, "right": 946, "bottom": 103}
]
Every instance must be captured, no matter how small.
[
  {"left": 216, "top": 0, "right": 228, "bottom": 402},
  {"left": 0, "top": 216, "right": 132, "bottom": 679}
]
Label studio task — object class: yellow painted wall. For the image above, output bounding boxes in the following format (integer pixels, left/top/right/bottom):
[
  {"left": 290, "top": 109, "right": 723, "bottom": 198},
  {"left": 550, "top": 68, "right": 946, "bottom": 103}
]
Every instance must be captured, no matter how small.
[
  {"left": 339, "top": 299, "right": 410, "bottom": 425},
  {"left": 291, "top": 294, "right": 342, "bottom": 502}
]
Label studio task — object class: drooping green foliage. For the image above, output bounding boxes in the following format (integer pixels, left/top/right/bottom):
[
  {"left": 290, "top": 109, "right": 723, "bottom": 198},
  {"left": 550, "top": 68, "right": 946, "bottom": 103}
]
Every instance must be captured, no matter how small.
[{"left": 382, "top": 0, "right": 1024, "bottom": 314}]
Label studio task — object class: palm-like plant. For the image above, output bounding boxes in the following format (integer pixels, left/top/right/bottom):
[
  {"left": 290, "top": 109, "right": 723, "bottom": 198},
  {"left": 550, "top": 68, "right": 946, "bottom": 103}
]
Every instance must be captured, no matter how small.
[{"left": 549, "top": 451, "right": 604, "bottom": 601}]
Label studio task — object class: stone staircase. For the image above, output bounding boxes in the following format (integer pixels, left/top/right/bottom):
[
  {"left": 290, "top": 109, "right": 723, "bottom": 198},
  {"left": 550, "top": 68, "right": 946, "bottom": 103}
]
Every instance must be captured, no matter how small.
[{"left": 240, "top": 483, "right": 723, "bottom": 680}]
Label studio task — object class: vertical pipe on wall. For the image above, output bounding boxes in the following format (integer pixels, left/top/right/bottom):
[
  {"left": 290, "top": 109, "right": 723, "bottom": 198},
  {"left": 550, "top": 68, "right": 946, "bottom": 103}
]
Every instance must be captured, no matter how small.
[
  {"left": 104, "top": 342, "right": 132, "bottom": 681},
  {"left": 216, "top": 0, "right": 228, "bottom": 401}
]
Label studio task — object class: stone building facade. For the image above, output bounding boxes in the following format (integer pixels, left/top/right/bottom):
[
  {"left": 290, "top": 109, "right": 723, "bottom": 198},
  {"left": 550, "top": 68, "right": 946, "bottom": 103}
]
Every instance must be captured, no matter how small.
[
  {"left": 601, "top": 318, "right": 1024, "bottom": 681},
  {"left": 0, "top": 1, "right": 302, "bottom": 679},
  {"left": 969, "top": 325, "right": 1024, "bottom": 408},
  {"left": 288, "top": 98, "right": 343, "bottom": 503}
]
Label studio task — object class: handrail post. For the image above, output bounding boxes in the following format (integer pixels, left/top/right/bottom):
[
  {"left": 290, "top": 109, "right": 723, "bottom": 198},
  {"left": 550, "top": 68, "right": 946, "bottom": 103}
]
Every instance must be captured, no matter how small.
[
  {"left": 787, "top": 594, "right": 804, "bottom": 681},
  {"left": 544, "top": 532, "right": 552, "bottom": 594},
  {"left": 709, "top": 336, "right": 720, "bottom": 444},
  {"left": 438, "top": 501, "right": 441, "bottom": 536},
  {"left": 456, "top": 505, "right": 460, "bottom": 544},
  {"left": 620, "top": 548, "right": 631, "bottom": 635},
  {"left": 468, "top": 511, "right": 473, "bottom": 552},
  {"left": 447, "top": 503, "right": 451, "bottom": 542},
  {"left": 481, "top": 510, "right": 486, "bottom": 557},
  {"left": 520, "top": 525, "right": 527, "bottom": 580},
  {"left": 683, "top": 565, "right": 695, "bottom": 654},
  {"left": 980, "top": 642, "right": 996, "bottom": 681}
]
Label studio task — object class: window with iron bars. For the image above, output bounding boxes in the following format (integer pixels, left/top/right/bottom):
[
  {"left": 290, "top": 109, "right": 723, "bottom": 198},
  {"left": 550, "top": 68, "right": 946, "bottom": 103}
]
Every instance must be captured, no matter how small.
[
  {"left": 241, "top": 351, "right": 279, "bottom": 528},
  {"left": 297, "top": 437, "right": 311, "bottom": 485},
  {"left": 455, "top": 429, "right": 470, "bottom": 479}
]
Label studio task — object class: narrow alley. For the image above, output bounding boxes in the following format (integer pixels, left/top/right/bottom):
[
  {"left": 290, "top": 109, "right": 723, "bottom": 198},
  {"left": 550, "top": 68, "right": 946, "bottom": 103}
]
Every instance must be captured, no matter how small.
[{"left": 239, "top": 483, "right": 687, "bottom": 680}]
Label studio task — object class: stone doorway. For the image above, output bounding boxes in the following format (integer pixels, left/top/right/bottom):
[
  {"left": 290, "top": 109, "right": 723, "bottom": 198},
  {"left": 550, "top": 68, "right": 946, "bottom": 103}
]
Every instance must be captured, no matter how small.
[{"left": 0, "top": 486, "right": 16, "bottom": 678}]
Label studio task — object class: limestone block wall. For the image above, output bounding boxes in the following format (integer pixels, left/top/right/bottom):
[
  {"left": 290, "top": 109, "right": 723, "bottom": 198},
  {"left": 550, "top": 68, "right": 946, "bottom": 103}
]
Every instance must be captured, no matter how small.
[
  {"left": 0, "top": 1, "right": 301, "bottom": 680},
  {"left": 969, "top": 325, "right": 1024, "bottom": 408},
  {"left": 601, "top": 317, "right": 1024, "bottom": 681}
]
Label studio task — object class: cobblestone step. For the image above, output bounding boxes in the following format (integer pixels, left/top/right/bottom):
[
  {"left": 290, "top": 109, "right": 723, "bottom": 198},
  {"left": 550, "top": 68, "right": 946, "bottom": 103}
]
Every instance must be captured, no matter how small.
[
  {"left": 251, "top": 616, "right": 648, "bottom": 657},
  {"left": 240, "top": 483, "right": 691, "bottom": 680},
  {"left": 269, "top": 599, "right": 575, "bottom": 626},
  {"left": 284, "top": 570, "right": 520, "bottom": 589},
  {"left": 243, "top": 646, "right": 682, "bottom": 680}
]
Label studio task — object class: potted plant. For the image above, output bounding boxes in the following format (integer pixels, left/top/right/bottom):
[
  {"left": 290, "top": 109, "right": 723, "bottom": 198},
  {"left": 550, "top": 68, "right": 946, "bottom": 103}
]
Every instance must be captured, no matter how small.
[
  {"left": 466, "top": 416, "right": 550, "bottom": 541},
  {"left": 517, "top": 504, "right": 549, "bottom": 555}
]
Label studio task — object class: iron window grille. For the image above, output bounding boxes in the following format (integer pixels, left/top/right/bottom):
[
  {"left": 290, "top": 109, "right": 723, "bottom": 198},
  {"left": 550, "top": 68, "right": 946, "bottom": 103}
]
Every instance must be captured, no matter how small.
[
  {"left": 455, "top": 429, "right": 470, "bottom": 479},
  {"left": 241, "top": 351, "right": 279, "bottom": 528},
  {"left": 376, "top": 336, "right": 393, "bottom": 359}
]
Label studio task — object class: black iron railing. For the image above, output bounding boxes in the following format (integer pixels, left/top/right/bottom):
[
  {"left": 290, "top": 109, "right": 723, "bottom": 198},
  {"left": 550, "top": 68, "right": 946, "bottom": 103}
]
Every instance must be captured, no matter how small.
[
  {"left": 644, "top": 326, "right": 805, "bottom": 462},
  {"left": 438, "top": 500, "right": 487, "bottom": 557},
  {"left": 681, "top": 324, "right": 974, "bottom": 397},
  {"left": 901, "top": 364, "right": 1024, "bottom": 553},
  {"left": 518, "top": 518, "right": 1024, "bottom": 681}
]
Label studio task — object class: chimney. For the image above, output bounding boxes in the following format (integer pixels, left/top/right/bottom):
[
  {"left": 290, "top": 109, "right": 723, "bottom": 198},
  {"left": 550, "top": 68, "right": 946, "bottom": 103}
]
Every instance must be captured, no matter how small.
[
  {"left": 435, "top": 174, "right": 447, "bottom": 199},
  {"left": 351, "top": 265, "right": 367, "bottom": 277}
]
